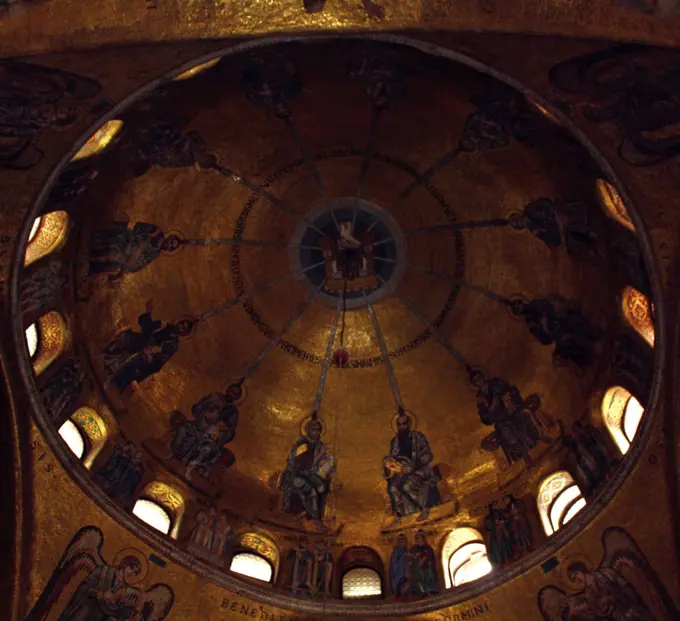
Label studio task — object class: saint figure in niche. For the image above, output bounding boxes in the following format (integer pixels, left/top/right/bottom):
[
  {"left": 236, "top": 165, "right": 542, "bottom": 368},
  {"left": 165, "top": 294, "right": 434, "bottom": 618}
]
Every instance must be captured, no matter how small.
[
  {"left": 320, "top": 220, "right": 376, "bottom": 293},
  {"left": 409, "top": 530, "right": 438, "bottom": 596},
  {"left": 389, "top": 534, "right": 411, "bottom": 598},
  {"left": 96, "top": 439, "right": 145, "bottom": 509},
  {"left": 312, "top": 540, "right": 334, "bottom": 596},
  {"left": 286, "top": 539, "right": 315, "bottom": 596},
  {"left": 100, "top": 300, "right": 193, "bottom": 392},
  {"left": 39, "top": 359, "right": 85, "bottom": 423},
  {"left": 169, "top": 386, "right": 241, "bottom": 481},
  {"left": 280, "top": 419, "right": 337, "bottom": 525},
  {"left": 88, "top": 221, "right": 182, "bottom": 282},
  {"left": 382, "top": 412, "right": 441, "bottom": 525}
]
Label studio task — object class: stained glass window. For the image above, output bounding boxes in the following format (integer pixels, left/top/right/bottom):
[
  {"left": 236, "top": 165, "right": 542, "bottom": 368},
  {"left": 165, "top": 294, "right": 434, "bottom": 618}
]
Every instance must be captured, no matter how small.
[
  {"left": 342, "top": 567, "right": 382, "bottom": 599},
  {"left": 25, "top": 211, "right": 69, "bottom": 267},
  {"left": 622, "top": 286, "right": 654, "bottom": 347},
  {"left": 70, "top": 120, "right": 123, "bottom": 162},
  {"left": 58, "top": 419, "right": 86, "bottom": 459},
  {"left": 596, "top": 179, "right": 635, "bottom": 232},
  {"left": 230, "top": 552, "right": 273, "bottom": 583},
  {"left": 537, "top": 471, "right": 586, "bottom": 536},
  {"left": 132, "top": 499, "right": 172, "bottom": 535},
  {"left": 602, "top": 386, "right": 644, "bottom": 454}
]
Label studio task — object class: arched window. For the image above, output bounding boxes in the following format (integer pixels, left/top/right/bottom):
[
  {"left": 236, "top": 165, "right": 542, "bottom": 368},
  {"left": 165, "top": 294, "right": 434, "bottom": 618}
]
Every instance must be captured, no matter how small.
[
  {"left": 230, "top": 552, "right": 273, "bottom": 583},
  {"left": 25, "top": 211, "right": 69, "bottom": 266},
  {"left": 342, "top": 567, "right": 382, "bottom": 599},
  {"left": 25, "top": 323, "right": 39, "bottom": 358},
  {"left": 237, "top": 532, "right": 280, "bottom": 578},
  {"left": 537, "top": 472, "right": 586, "bottom": 536},
  {"left": 58, "top": 419, "right": 86, "bottom": 460},
  {"left": 132, "top": 499, "right": 172, "bottom": 535},
  {"left": 596, "top": 179, "right": 635, "bottom": 232},
  {"left": 602, "top": 386, "right": 644, "bottom": 454},
  {"left": 68, "top": 407, "right": 109, "bottom": 468},
  {"left": 30, "top": 311, "right": 69, "bottom": 375},
  {"left": 622, "top": 286, "right": 654, "bottom": 347},
  {"left": 70, "top": 120, "right": 123, "bottom": 162},
  {"left": 174, "top": 58, "right": 221, "bottom": 81},
  {"left": 133, "top": 481, "right": 185, "bottom": 538},
  {"left": 441, "top": 527, "right": 492, "bottom": 588}
]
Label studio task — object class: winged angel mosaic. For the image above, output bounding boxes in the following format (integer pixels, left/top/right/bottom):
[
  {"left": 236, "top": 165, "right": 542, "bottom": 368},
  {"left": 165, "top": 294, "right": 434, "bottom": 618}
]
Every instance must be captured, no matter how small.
[
  {"left": 26, "top": 526, "right": 174, "bottom": 621},
  {"left": 538, "top": 527, "right": 678, "bottom": 621}
]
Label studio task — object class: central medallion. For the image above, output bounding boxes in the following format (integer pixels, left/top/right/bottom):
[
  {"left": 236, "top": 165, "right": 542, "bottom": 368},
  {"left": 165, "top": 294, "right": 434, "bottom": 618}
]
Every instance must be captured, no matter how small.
[{"left": 290, "top": 197, "right": 406, "bottom": 310}]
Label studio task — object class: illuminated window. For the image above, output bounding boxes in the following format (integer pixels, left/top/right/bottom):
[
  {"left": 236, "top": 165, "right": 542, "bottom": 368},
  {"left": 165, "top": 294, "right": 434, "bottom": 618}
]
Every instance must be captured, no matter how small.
[
  {"left": 132, "top": 499, "right": 172, "bottom": 535},
  {"left": 31, "top": 311, "right": 69, "bottom": 375},
  {"left": 135, "top": 481, "right": 185, "bottom": 538},
  {"left": 70, "top": 407, "right": 109, "bottom": 468},
  {"left": 230, "top": 552, "right": 273, "bottom": 582},
  {"left": 342, "top": 568, "right": 382, "bottom": 599},
  {"left": 70, "top": 120, "right": 123, "bottom": 162},
  {"left": 602, "top": 386, "right": 644, "bottom": 454},
  {"left": 174, "top": 58, "right": 221, "bottom": 81},
  {"left": 238, "top": 533, "right": 279, "bottom": 577},
  {"left": 25, "top": 323, "right": 39, "bottom": 358},
  {"left": 622, "top": 286, "right": 654, "bottom": 347},
  {"left": 596, "top": 179, "right": 635, "bottom": 232},
  {"left": 442, "top": 528, "right": 492, "bottom": 588},
  {"left": 58, "top": 419, "right": 86, "bottom": 459},
  {"left": 537, "top": 471, "right": 586, "bottom": 536},
  {"left": 25, "top": 211, "right": 69, "bottom": 266}
]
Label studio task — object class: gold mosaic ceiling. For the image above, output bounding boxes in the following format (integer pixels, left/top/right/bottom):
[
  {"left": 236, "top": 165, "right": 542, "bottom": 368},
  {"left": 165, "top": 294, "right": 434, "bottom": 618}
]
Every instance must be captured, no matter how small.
[{"left": 69, "top": 40, "right": 626, "bottom": 546}]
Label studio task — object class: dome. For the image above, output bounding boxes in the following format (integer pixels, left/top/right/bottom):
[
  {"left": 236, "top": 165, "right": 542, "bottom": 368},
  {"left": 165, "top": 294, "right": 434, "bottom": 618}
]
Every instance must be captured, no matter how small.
[{"left": 11, "top": 35, "right": 663, "bottom": 616}]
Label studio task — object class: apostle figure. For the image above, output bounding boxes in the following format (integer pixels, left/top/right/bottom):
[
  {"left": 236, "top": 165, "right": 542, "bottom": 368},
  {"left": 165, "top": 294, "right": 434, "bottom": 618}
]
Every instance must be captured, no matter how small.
[
  {"left": 484, "top": 500, "right": 514, "bottom": 567},
  {"left": 88, "top": 221, "right": 181, "bottom": 281},
  {"left": 189, "top": 507, "right": 217, "bottom": 553},
  {"left": 410, "top": 531, "right": 438, "bottom": 596},
  {"left": 287, "top": 540, "right": 315, "bottom": 595},
  {"left": 312, "top": 541, "right": 333, "bottom": 596},
  {"left": 503, "top": 494, "right": 533, "bottom": 558},
  {"left": 280, "top": 418, "right": 336, "bottom": 523},
  {"left": 97, "top": 441, "right": 145, "bottom": 509},
  {"left": 21, "top": 259, "right": 68, "bottom": 316},
  {"left": 101, "top": 300, "right": 193, "bottom": 392},
  {"left": 39, "top": 359, "right": 84, "bottom": 423},
  {"left": 213, "top": 512, "right": 233, "bottom": 559},
  {"left": 170, "top": 387, "right": 240, "bottom": 481},
  {"left": 383, "top": 412, "right": 441, "bottom": 525},
  {"left": 389, "top": 534, "right": 411, "bottom": 598}
]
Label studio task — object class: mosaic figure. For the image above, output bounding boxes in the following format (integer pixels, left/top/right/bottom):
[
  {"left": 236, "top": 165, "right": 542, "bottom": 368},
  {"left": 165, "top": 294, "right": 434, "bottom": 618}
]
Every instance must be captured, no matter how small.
[
  {"left": 484, "top": 495, "right": 534, "bottom": 568},
  {"left": 26, "top": 526, "right": 174, "bottom": 621},
  {"left": 383, "top": 412, "right": 441, "bottom": 524},
  {"left": 550, "top": 47, "right": 680, "bottom": 166},
  {"left": 611, "top": 335, "right": 651, "bottom": 402},
  {"left": 319, "top": 220, "right": 376, "bottom": 292},
  {"left": 280, "top": 419, "right": 337, "bottom": 523},
  {"left": 507, "top": 295, "right": 600, "bottom": 369},
  {"left": 347, "top": 53, "right": 405, "bottom": 110},
  {"left": 169, "top": 386, "right": 241, "bottom": 481},
  {"left": 45, "top": 166, "right": 98, "bottom": 210},
  {"left": 0, "top": 60, "right": 101, "bottom": 170},
  {"left": 96, "top": 439, "right": 145, "bottom": 509},
  {"left": 188, "top": 506, "right": 233, "bottom": 565},
  {"left": 389, "top": 534, "right": 411, "bottom": 598},
  {"left": 312, "top": 541, "right": 334, "bottom": 596},
  {"left": 40, "top": 359, "right": 85, "bottom": 423},
  {"left": 538, "top": 527, "right": 678, "bottom": 620},
  {"left": 100, "top": 301, "right": 193, "bottom": 392},
  {"left": 472, "top": 371, "right": 551, "bottom": 466},
  {"left": 243, "top": 58, "right": 302, "bottom": 119},
  {"left": 129, "top": 123, "right": 212, "bottom": 176},
  {"left": 88, "top": 221, "right": 182, "bottom": 281},
  {"left": 21, "top": 259, "right": 68, "bottom": 316},
  {"left": 563, "top": 422, "right": 613, "bottom": 496},
  {"left": 286, "top": 539, "right": 315, "bottom": 596},
  {"left": 409, "top": 530, "right": 438, "bottom": 596},
  {"left": 509, "top": 198, "right": 598, "bottom": 256}
]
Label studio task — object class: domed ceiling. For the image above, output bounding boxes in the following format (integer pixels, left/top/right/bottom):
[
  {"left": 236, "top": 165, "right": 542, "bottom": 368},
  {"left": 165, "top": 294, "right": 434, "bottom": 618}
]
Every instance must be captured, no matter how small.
[{"left": 25, "top": 37, "right": 657, "bottom": 605}]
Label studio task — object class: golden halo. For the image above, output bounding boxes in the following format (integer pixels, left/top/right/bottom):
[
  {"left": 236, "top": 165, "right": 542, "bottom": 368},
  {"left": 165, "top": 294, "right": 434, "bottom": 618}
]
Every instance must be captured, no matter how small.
[
  {"left": 560, "top": 553, "right": 594, "bottom": 591},
  {"left": 223, "top": 378, "right": 248, "bottom": 405},
  {"left": 299, "top": 415, "right": 326, "bottom": 438},
  {"left": 391, "top": 409, "right": 418, "bottom": 433},
  {"left": 112, "top": 548, "right": 149, "bottom": 585},
  {"left": 163, "top": 229, "right": 186, "bottom": 255}
]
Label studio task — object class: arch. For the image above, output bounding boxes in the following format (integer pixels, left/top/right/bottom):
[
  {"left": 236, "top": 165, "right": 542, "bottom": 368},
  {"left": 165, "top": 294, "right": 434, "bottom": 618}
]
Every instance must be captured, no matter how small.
[
  {"left": 70, "top": 119, "right": 123, "bottom": 162},
  {"left": 173, "top": 58, "right": 221, "bottom": 81},
  {"left": 601, "top": 386, "right": 644, "bottom": 455},
  {"left": 25, "top": 323, "right": 38, "bottom": 358},
  {"left": 622, "top": 286, "right": 655, "bottom": 347},
  {"left": 537, "top": 471, "right": 586, "bottom": 536},
  {"left": 70, "top": 407, "right": 109, "bottom": 468},
  {"left": 31, "top": 311, "right": 69, "bottom": 375},
  {"left": 57, "top": 419, "right": 86, "bottom": 460},
  {"left": 24, "top": 211, "right": 69, "bottom": 267},
  {"left": 230, "top": 552, "right": 274, "bottom": 583},
  {"left": 237, "top": 532, "right": 280, "bottom": 578},
  {"left": 596, "top": 178, "right": 635, "bottom": 232},
  {"left": 441, "top": 527, "right": 491, "bottom": 589},
  {"left": 134, "top": 481, "right": 185, "bottom": 538},
  {"left": 342, "top": 567, "right": 382, "bottom": 599}
]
